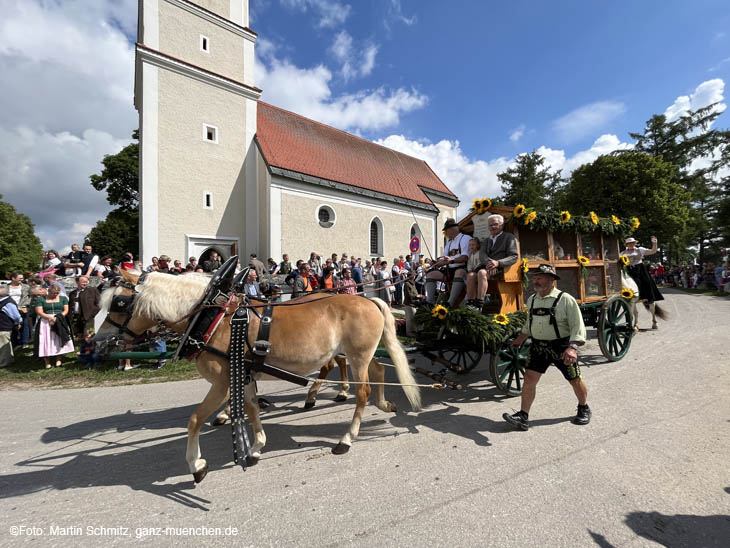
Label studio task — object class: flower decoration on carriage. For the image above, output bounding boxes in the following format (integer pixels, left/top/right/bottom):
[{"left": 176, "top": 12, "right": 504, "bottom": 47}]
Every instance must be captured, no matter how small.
[
  {"left": 513, "top": 204, "right": 526, "bottom": 218},
  {"left": 559, "top": 210, "right": 572, "bottom": 224},
  {"left": 480, "top": 198, "right": 492, "bottom": 211},
  {"left": 520, "top": 257, "right": 530, "bottom": 289},
  {"left": 524, "top": 210, "right": 537, "bottom": 225},
  {"left": 472, "top": 198, "right": 492, "bottom": 215},
  {"left": 493, "top": 313, "right": 510, "bottom": 326},
  {"left": 630, "top": 217, "right": 640, "bottom": 231},
  {"left": 619, "top": 254, "right": 630, "bottom": 268},
  {"left": 521, "top": 257, "right": 529, "bottom": 273},
  {"left": 590, "top": 211, "right": 599, "bottom": 225},
  {"left": 578, "top": 255, "right": 590, "bottom": 266},
  {"left": 621, "top": 287, "right": 634, "bottom": 300},
  {"left": 611, "top": 215, "right": 621, "bottom": 226},
  {"left": 431, "top": 304, "right": 448, "bottom": 320}
]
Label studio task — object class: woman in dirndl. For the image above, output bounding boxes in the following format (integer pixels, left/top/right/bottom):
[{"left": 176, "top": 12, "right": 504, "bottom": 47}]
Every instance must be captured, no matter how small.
[
  {"left": 33, "top": 284, "right": 75, "bottom": 368},
  {"left": 621, "top": 236, "right": 664, "bottom": 303}
]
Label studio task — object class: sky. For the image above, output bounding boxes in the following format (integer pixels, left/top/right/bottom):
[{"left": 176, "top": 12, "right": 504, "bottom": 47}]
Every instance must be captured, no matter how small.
[{"left": 1, "top": 0, "right": 729, "bottom": 253}]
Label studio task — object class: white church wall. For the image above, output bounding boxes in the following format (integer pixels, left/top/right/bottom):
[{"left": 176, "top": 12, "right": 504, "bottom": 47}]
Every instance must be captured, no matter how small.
[
  {"left": 178, "top": 0, "right": 228, "bottom": 19},
  {"left": 159, "top": 0, "right": 245, "bottom": 83},
  {"left": 156, "top": 68, "right": 247, "bottom": 260}
]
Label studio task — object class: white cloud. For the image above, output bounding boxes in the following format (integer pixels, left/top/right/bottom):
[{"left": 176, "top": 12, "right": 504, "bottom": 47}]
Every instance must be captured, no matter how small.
[
  {"left": 280, "top": 0, "right": 351, "bottom": 28},
  {"left": 509, "top": 124, "right": 525, "bottom": 143},
  {"left": 552, "top": 100, "right": 626, "bottom": 143},
  {"left": 375, "top": 133, "right": 633, "bottom": 216},
  {"left": 257, "top": 56, "right": 426, "bottom": 131},
  {"left": 385, "top": 0, "right": 417, "bottom": 31},
  {"left": 328, "top": 30, "right": 379, "bottom": 80},
  {"left": 0, "top": 0, "right": 137, "bottom": 252},
  {"left": 664, "top": 79, "right": 726, "bottom": 122}
]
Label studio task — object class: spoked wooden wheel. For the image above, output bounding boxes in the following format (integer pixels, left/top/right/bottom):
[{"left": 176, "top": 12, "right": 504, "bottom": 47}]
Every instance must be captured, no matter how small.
[
  {"left": 489, "top": 336, "right": 531, "bottom": 396},
  {"left": 438, "top": 347, "right": 482, "bottom": 374},
  {"left": 598, "top": 296, "right": 634, "bottom": 361}
]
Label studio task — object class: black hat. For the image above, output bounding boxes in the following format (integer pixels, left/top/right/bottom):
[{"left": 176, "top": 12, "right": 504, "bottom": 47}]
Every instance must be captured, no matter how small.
[
  {"left": 442, "top": 218, "right": 459, "bottom": 231},
  {"left": 534, "top": 264, "right": 560, "bottom": 280}
]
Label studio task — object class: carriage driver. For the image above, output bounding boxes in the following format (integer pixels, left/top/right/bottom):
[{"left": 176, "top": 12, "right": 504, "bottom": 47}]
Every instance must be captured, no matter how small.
[
  {"left": 425, "top": 218, "right": 471, "bottom": 307},
  {"left": 503, "top": 264, "right": 591, "bottom": 431}
]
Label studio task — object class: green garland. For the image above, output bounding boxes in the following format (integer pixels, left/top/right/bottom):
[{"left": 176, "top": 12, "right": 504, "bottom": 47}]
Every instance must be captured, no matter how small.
[
  {"left": 414, "top": 306, "right": 527, "bottom": 353},
  {"left": 504, "top": 209, "right": 631, "bottom": 240}
]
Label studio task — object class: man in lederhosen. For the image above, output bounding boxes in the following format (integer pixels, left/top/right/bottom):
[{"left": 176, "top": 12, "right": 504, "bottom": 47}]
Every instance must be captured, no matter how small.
[
  {"left": 425, "top": 218, "right": 471, "bottom": 307},
  {"left": 503, "top": 264, "right": 591, "bottom": 430}
]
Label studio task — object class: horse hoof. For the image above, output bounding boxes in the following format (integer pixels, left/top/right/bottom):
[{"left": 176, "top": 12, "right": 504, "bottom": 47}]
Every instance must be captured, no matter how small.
[
  {"left": 304, "top": 401, "right": 315, "bottom": 409},
  {"left": 652, "top": 324, "right": 658, "bottom": 330},
  {"left": 332, "top": 443, "right": 350, "bottom": 455},
  {"left": 333, "top": 394, "right": 347, "bottom": 402},
  {"left": 245, "top": 455, "right": 259, "bottom": 467},
  {"left": 193, "top": 464, "right": 209, "bottom": 484},
  {"left": 212, "top": 416, "right": 229, "bottom": 426}
]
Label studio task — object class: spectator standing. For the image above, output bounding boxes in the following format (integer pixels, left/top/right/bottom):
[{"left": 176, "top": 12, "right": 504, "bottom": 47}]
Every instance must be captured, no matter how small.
[
  {"left": 157, "top": 255, "right": 171, "bottom": 273},
  {"left": 376, "top": 260, "right": 392, "bottom": 305},
  {"left": 322, "top": 266, "right": 336, "bottom": 290},
  {"left": 64, "top": 244, "right": 84, "bottom": 276},
  {"left": 267, "top": 258, "right": 279, "bottom": 275},
  {"left": 285, "top": 260, "right": 304, "bottom": 287},
  {"left": 33, "top": 284, "right": 74, "bottom": 369},
  {"left": 293, "top": 263, "right": 313, "bottom": 297},
  {"left": 392, "top": 259, "right": 403, "bottom": 305},
  {"left": 337, "top": 267, "right": 357, "bottom": 294},
  {"left": 308, "top": 252, "right": 322, "bottom": 277},
  {"left": 279, "top": 254, "right": 292, "bottom": 275},
  {"left": 146, "top": 256, "right": 160, "bottom": 272},
  {"left": 170, "top": 260, "right": 183, "bottom": 274},
  {"left": 68, "top": 276, "right": 101, "bottom": 339},
  {"left": 4, "top": 272, "right": 32, "bottom": 348},
  {"left": 43, "top": 273, "right": 67, "bottom": 296},
  {"left": 119, "top": 252, "right": 135, "bottom": 270},
  {"left": 203, "top": 251, "right": 221, "bottom": 273},
  {"left": 243, "top": 269, "right": 263, "bottom": 298},
  {"left": 93, "top": 257, "right": 113, "bottom": 278},
  {"left": 186, "top": 256, "right": 198, "bottom": 270},
  {"left": 351, "top": 259, "right": 363, "bottom": 292},
  {"left": 0, "top": 287, "right": 23, "bottom": 368},
  {"left": 79, "top": 244, "right": 99, "bottom": 277},
  {"left": 249, "top": 253, "right": 266, "bottom": 280}
]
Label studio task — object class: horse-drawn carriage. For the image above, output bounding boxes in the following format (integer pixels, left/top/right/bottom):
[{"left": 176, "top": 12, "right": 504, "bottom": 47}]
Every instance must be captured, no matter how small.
[{"left": 407, "top": 204, "right": 635, "bottom": 397}]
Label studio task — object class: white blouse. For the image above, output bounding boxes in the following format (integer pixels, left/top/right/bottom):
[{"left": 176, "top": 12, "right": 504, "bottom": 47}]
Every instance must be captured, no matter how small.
[{"left": 621, "top": 247, "right": 649, "bottom": 266}]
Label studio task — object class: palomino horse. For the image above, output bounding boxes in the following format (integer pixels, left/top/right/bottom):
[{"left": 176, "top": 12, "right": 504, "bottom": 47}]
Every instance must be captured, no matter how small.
[
  {"left": 95, "top": 270, "right": 420, "bottom": 483},
  {"left": 620, "top": 270, "right": 666, "bottom": 330}
]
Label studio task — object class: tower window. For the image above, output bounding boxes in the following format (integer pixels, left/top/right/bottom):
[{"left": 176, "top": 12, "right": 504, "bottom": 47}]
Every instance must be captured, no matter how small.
[
  {"left": 200, "top": 35, "right": 209, "bottom": 52},
  {"left": 203, "top": 124, "right": 218, "bottom": 143},
  {"left": 204, "top": 192, "right": 213, "bottom": 209},
  {"left": 317, "top": 205, "right": 336, "bottom": 228}
]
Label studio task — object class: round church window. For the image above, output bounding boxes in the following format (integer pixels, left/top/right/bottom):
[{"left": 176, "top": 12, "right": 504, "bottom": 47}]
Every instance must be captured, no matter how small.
[{"left": 317, "top": 205, "right": 336, "bottom": 228}]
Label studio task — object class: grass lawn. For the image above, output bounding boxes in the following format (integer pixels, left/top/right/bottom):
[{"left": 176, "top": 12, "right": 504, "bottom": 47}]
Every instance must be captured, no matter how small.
[{"left": 0, "top": 345, "right": 200, "bottom": 390}]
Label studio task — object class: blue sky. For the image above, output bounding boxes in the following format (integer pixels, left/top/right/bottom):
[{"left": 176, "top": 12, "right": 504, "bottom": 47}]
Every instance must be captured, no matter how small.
[{"left": 1, "top": 0, "right": 728, "bottom": 252}]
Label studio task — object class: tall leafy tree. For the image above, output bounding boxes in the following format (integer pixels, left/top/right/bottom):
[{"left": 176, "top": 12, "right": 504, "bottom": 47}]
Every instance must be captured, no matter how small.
[
  {"left": 0, "top": 194, "right": 43, "bottom": 277},
  {"left": 561, "top": 152, "right": 690, "bottom": 258},
  {"left": 86, "top": 209, "right": 139, "bottom": 261},
  {"left": 497, "top": 150, "right": 561, "bottom": 210}
]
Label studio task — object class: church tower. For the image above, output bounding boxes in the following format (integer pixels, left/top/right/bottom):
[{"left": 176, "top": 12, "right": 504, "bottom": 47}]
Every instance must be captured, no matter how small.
[{"left": 135, "top": 0, "right": 261, "bottom": 265}]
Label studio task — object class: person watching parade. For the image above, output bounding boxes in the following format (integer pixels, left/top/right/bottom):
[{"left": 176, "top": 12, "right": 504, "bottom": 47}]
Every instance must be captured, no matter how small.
[
  {"left": 425, "top": 218, "right": 471, "bottom": 307},
  {"left": 503, "top": 264, "right": 590, "bottom": 431}
]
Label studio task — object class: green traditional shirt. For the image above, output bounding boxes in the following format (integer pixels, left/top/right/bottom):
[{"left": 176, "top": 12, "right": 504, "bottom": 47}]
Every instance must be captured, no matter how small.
[{"left": 521, "top": 286, "right": 587, "bottom": 344}]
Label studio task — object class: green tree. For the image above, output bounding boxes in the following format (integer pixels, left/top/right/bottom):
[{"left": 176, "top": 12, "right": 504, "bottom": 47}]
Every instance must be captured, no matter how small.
[
  {"left": 87, "top": 129, "right": 139, "bottom": 258},
  {"left": 497, "top": 150, "right": 561, "bottom": 210},
  {"left": 86, "top": 209, "right": 139, "bottom": 261},
  {"left": 90, "top": 129, "right": 139, "bottom": 211},
  {"left": 0, "top": 194, "right": 43, "bottom": 277},
  {"left": 561, "top": 152, "right": 690, "bottom": 254}
]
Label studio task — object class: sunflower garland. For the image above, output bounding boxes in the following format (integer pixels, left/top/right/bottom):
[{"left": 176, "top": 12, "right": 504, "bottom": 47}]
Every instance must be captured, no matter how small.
[
  {"left": 621, "top": 287, "right": 634, "bottom": 300},
  {"left": 619, "top": 254, "right": 630, "bottom": 269},
  {"left": 513, "top": 204, "right": 526, "bottom": 218},
  {"left": 431, "top": 304, "right": 448, "bottom": 320},
  {"left": 520, "top": 257, "right": 530, "bottom": 289},
  {"left": 590, "top": 211, "right": 599, "bottom": 225},
  {"left": 577, "top": 255, "right": 590, "bottom": 278},
  {"left": 559, "top": 210, "right": 572, "bottom": 224},
  {"left": 611, "top": 215, "right": 621, "bottom": 226},
  {"left": 630, "top": 217, "right": 640, "bottom": 231},
  {"left": 472, "top": 197, "right": 493, "bottom": 215},
  {"left": 493, "top": 313, "right": 510, "bottom": 326},
  {"left": 524, "top": 210, "right": 537, "bottom": 225}
]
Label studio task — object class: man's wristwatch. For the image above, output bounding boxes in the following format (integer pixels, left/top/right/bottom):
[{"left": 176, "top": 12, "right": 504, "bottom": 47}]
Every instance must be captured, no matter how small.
[{"left": 568, "top": 343, "right": 580, "bottom": 351}]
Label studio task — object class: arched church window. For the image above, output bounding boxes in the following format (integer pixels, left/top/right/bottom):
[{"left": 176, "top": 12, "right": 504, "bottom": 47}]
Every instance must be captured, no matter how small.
[{"left": 370, "top": 217, "right": 383, "bottom": 255}]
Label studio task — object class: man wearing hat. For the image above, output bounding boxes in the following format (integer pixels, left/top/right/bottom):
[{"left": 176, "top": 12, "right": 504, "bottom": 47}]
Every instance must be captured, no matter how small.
[
  {"left": 425, "top": 218, "right": 471, "bottom": 307},
  {"left": 503, "top": 264, "right": 590, "bottom": 430}
]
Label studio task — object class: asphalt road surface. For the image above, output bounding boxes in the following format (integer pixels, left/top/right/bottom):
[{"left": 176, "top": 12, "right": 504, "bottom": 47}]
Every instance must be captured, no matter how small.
[{"left": 1, "top": 289, "right": 728, "bottom": 548}]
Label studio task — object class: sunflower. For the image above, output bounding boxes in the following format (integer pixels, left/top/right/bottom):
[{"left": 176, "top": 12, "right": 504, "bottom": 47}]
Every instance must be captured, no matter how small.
[
  {"left": 611, "top": 215, "right": 621, "bottom": 226},
  {"left": 431, "top": 305, "right": 448, "bottom": 320},
  {"left": 480, "top": 198, "right": 492, "bottom": 211},
  {"left": 493, "top": 313, "right": 509, "bottom": 326},
  {"left": 559, "top": 210, "right": 571, "bottom": 224},
  {"left": 513, "top": 204, "right": 526, "bottom": 218},
  {"left": 524, "top": 210, "right": 537, "bottom": 225},
  {"left": 621, "top": 287, "right": 634, "bottom": 300},
  {"left": 589, "top": 211, "right": 599, "bottom": 225},
  {"left": 522, "top": 257, "right": 529, "bottom": 273},
  {"left": 472, "top": 198, "right": 481, "bottom": 212},
  {"left": 619, "top": 254, "right": 630, "bottom": 267},
  {"left": 631, "top": 217, "right": 640, "bottom": 230},
  {"left": 578, "top": 255, "right": 590, "bottom": 266}
]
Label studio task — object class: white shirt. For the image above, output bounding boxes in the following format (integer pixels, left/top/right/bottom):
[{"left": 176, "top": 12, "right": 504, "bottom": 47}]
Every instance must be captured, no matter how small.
[
  {"left": 7, "top": 285, "right": 22, "bottom": 305},
  {"left": 443, "top": 233, "right": 472, "bottom": 268},
  {"left": 490, "top": 231, "right": 503, "bottom": 246},
  {"left": 621, "top": 247, "right": 649, "bottom": 266}
]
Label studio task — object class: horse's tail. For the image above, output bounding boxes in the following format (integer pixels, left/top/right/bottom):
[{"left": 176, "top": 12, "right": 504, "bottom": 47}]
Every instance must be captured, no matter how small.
[
  {"left": 370, "top": 297, "right": 421, "bottom": 411},
  {"left": 643, "top": 301, "right": 670, "bottom": 321}
]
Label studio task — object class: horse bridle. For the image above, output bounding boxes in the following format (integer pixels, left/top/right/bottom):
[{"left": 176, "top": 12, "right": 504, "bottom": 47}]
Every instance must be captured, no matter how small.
[{"left": 105, "top": 279, "right": 144, "bottom": 339}]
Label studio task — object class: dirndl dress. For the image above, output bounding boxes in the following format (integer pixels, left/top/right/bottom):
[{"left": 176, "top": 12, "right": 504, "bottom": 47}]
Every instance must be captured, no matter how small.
[{"left": 627, "top": 263, "right": 664, "bottom": 303}]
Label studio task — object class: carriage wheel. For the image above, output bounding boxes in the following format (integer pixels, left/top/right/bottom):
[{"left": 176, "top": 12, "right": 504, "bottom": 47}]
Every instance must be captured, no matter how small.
[
  {"left": 438, "top": 348, "right": 482, "bottom": 374},
  {"left": 598, "top": 296, "right": 634, "bottom": 362},
  {"left": 489, "top": 336, "right": 531, "bottom": 397}
]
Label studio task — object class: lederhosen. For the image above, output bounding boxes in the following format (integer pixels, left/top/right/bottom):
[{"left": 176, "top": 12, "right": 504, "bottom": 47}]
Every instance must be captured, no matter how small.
[{"left": 527, "top": 292, "right": 581, "bottom": 380}]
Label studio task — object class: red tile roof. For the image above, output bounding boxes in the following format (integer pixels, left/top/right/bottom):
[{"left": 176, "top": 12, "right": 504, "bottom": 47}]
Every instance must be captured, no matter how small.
[{"left": 256, "top": 102, "right": 457, "bottom": 206}]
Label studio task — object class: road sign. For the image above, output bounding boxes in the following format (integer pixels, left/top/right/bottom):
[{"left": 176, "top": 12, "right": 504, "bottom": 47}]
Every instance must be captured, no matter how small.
[{"left": 410, "top": 236, "right": 420, "bottom": 253}]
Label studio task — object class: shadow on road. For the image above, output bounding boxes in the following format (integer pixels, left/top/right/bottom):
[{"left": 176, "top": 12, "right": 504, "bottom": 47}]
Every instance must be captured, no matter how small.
[{"left": 623, "top": 510, "right": 730, "bottom": 548}]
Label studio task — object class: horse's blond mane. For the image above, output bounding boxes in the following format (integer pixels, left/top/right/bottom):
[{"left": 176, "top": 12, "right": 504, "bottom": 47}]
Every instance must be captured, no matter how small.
[{"left": 134, "top": 272, "right": 209, "bottom": 322}]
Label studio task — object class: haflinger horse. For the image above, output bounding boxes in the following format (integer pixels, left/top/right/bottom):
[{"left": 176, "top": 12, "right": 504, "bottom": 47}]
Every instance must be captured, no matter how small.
[
  {"left": 620, "top": 270, "right": 667, "bottom": 330},
  {"left": 95, "top": 269, "right": 420, "bottom": 483}
]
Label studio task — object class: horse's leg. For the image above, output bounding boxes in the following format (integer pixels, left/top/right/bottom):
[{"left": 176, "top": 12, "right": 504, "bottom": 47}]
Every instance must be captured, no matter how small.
[
  {"left": 632, "top": 301, "right": 639, "bottom": 331},
  {"left": 212, "top": 402, "right": 231, "bottom": 426},
  {"left": 333, "top": 355, "right": 349, "bottom": 402},
  {"left": 650, "top": 302, "right": 658, "bottom": 329},
  {"left": 304, "top": 359, "right": 335, "bottom": 409},
  {"left": 244, "top": 381, "right": 266, "bottom": 461},
  {"left": 369, "top": 358, "right": 396, "bottom": 413},
  {"left": 332, "top": 356, "right": 371, "bottom": 455},
  {"left": 186, "top": 381, "right": 229, "bottom": 482}
]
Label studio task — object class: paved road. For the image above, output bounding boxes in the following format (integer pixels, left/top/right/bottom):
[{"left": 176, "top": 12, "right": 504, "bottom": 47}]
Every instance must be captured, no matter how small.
[{"left": 1, "top": 289, "right": 728, "bottom": 547}]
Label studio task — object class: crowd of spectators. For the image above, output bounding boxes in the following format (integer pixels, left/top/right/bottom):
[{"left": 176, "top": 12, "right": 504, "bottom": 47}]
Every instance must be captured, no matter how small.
[{"left": 655, "top": 261, "right": 730, "bottom": 293}]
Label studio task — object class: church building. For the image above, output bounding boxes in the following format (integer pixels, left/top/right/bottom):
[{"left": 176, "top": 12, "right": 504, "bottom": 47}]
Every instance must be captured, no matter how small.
[{"left": 135, "top": 0, "right": 458, "bottom": 266}]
